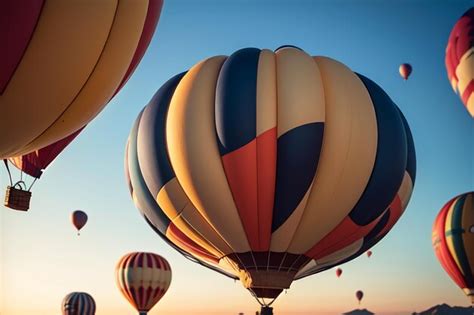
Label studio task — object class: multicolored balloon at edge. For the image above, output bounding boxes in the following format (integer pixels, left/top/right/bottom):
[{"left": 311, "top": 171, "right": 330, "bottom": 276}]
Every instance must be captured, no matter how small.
[
  {"left": 445, "top": 7, "right": 474, "bottom": 117},
  {"left": 125, "top": 45, "right": 416, "bottom": 305},
  {"left": 432, "top": 192, "right": 474, "bottom": 304}
]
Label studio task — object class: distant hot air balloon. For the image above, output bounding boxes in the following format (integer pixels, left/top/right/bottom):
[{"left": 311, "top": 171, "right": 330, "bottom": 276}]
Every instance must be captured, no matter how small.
[
  {"left": 432, "top": 192, "right": 474, "bottom": 304},
  {"left": 0, "top": 0, "right": 163, "bottom": 159},
  {"left": 116, "top": 252, "right": 172, "bottom": 315},
  {"left": 399, "top": 63, "right": 412, "bottom": 80},
  {"left": 125, "top": 46, "right": 416, "bottom": 314},
  {"left": 71, "top": 210, "right": 88, "bottom": 236},
  {"left": 336, "top": 268, "right": 343, "bottom": 278},
  {"left": 62, "top": 292, "right": 96, "bottom": 315},
  {"left": 445, "top": 7, "right": 474, "bottom": 117},
  {"left": 366, "top": 250, "right": 373, "bottom": 258},
  {"left": 356, "top": 290, "right": 364, "bottom": 304}
]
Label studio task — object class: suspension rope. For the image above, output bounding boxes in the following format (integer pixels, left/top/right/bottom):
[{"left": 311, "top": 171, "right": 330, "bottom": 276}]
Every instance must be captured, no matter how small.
[{"left": 3, "top": 160, "right": 13, "bottom": 186}]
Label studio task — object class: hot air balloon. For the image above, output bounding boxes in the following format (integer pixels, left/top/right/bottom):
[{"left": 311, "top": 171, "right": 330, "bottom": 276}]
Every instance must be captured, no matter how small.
[
  {"left": 115, "top": 252, "right": 172, "bottom": 315},
  {"left": 399, "top": 63, "right": 412, "bottom": 80},
  {"left": 62, "top": 292, "right": 96, "bottom": 315},
  {"left": 432, "top": 191, "right": 474, "bottom": 304},
  {"left": 0, "top": 0, "right": 163, "bottom": 159},
  {"left": 125, "top": 46, "right": 416, "bottom": 314},
  {"left": 336, "top": 268, "right": 343, "bottom": 278},
  {"left": 366, "top": 251, "right": 372, "bottom": 258},
  {"left": 445, "top": 7, "right": 474, "bottom": 117},
  {"left": 3, "top": 128, "right": 82, "bottom": 211},
  {"left": 356, "top": 290, "right": 364, "bottom": 304},
  {"left": 71, "top": 210, "right": 88, "bottom": 236}
]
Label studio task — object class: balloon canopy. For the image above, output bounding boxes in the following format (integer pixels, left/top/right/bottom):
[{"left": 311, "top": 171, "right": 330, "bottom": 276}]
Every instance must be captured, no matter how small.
[
  {"left": 356, "top": 290, "right": 364, "bottom": 303},
  {"left": 115, "top": 252, "right": 172, "bottom": 314},
  {"left": 399, "top": 63, "right": 412, "bottom": 80},
  {"left": 71, "top": 210, "right": 88, "bottom": 234},
  {"left": 0, "top": 0, "right": 163, "bottom": 159},
  {"left": 61, "top": 292, "right": 96, "bottom": 315},
  {"left": 125, "top": 46, "right": 416, "bottom": 304},
  {"left": 445, "top": 7, "right": 474, "bottom": 117},
  {"left": 433, "top": 192, "right": 474, "bottom": 304}
]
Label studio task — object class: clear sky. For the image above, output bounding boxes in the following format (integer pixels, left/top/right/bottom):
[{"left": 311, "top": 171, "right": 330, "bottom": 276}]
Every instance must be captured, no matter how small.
[{"left": 1, "top": 0, "right": 473, "bottom": 314}]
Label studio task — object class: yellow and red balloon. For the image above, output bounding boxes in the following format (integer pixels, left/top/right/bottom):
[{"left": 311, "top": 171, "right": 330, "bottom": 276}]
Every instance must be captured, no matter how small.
[
  {"left": 445, "top": 7, "right": 474, "bottom": 117},
  {"left": 433, "top": 192, "right": 474, "bottom": 304}
]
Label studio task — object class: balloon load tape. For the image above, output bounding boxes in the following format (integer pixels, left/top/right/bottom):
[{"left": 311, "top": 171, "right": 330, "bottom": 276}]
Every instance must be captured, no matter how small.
[{"left": 4, "top": 184, "right": 31, "bottom": 211}]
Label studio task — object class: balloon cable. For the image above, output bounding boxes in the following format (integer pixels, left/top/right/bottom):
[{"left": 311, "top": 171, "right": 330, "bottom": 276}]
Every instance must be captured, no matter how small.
[{"left": 3, "top": 159, "right": 13, "bottom": 186}]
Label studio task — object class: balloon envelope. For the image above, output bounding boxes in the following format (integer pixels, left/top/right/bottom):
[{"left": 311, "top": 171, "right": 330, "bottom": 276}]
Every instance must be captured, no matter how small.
[
  {"left": 71, "top": 210, "right": 88, "bottom": 232},
  {"left": 62, "top": 292, "right": 95, "bottom": 315},
  {"left": 9, "top": 128, "right": 82, "bottom": 178},
  {"left": 432, "top": 192, "right": 474, "bottom": 304},
  {"left": 125, "top": 46, "right": 416, "bottom": 301},
  {"left": 445, "top": 7, "right": 474, "bottom": 117},
  {"left": 399, "top": 63, "right": 412, "bottom": 80},
  {"left": 367, "top": 250, "right": 372, "bottom": 258},
  {"left": 356, "top": 290, "right": 364, "bottom": 303},
  {"left": 0, "top": 0, "right": 163, "bottom": 158},
  {"left": 115, "top": 252, "right": 172, "bottom": 313},
  {"left": 336, "top": 268, "right": 342, "bottom": 278}
]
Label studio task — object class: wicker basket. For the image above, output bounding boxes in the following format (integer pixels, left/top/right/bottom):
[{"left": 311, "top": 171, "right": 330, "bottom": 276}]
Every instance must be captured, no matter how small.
[{"left": 4, "top": 185, "right": 31, "bottom": 211}]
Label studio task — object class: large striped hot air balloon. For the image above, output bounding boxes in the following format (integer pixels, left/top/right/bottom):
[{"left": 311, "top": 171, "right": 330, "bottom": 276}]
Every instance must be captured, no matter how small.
[
  {"left": 0, "top": 0, "right": 163, "bottom": 159},
  {"left": 432, "top": 192, "right": 474, "bottom": 304},
  {"left": 125, "top": 46, "right": 416, "bottom": 313},
  {"left": 115, "top": 252, "right": 172, "bottom": 315},
  {"left": 445, "top": 7, "right": 474, "bottom": 117},
  {"left": 61, "top": 292, "right": 96, "bottom": 315}
]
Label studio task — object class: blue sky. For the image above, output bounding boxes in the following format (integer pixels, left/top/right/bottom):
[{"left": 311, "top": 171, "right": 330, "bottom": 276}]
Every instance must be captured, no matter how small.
[{"left": 1, "top": 1, "right": 473, "bottom": 314}]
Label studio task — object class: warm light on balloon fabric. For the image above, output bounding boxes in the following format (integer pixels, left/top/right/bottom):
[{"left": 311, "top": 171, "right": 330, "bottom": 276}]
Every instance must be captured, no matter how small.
[
  {"left": 0, "top": 0, "right": 163, "bottom": 159},
  {"left": 433, "top": 192, "right": 474, "bottom": 304},
  {"left": 445, "top": 7, "right": 474, "bottom": 117},
  {"left": 61, "top": 292, "right": 96, "bottom": 315},
  {"left": 399, "top": 63, "right": 412, "bottom": 80},
  {"left": 125, "top": 46, "right": 416, "bottom": 307},
  {"left": 115, "top": 252, "right": 172, "bottom": 315}
]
